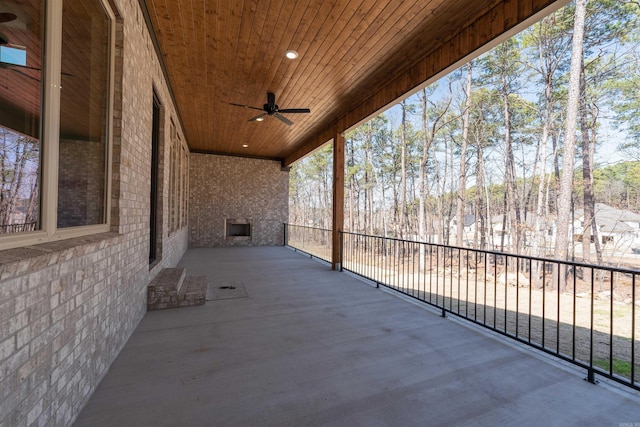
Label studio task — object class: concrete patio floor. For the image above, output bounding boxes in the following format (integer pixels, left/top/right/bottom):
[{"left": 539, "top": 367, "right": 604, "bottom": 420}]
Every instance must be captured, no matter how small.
[{"left": 75, "top": 246, "right": 640, "bottom": 426}]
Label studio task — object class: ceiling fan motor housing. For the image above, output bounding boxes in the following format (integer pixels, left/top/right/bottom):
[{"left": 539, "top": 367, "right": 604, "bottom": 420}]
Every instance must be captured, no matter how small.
[{"left": 230, "top": 92, "right": 309, "bottom": 125}]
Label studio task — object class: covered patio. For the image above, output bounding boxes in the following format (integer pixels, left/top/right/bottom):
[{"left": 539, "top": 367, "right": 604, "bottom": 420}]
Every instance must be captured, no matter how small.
[
  {"left": 7, "top": 1, "right": 640, "bottom": 424},
  {"left": 75, "top": 247, "right": 639, "bottom": 426}
]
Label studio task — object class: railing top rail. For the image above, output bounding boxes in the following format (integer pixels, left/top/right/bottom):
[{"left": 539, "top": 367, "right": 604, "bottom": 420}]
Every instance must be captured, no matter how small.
[
  {"left": 340, "top": 230, "right": 640, "bottom": 275},
  {"left": 285, "top": 223, "right": 333, "bottom": 233}
]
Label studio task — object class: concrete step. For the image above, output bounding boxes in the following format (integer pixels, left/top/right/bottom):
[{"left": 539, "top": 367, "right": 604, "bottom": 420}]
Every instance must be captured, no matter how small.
[
  {"left": 147, "top": 267, "right": 186, "bottom": 311},
  {"left": 178, "top": 275, "right": 207, "bottom": 307}
]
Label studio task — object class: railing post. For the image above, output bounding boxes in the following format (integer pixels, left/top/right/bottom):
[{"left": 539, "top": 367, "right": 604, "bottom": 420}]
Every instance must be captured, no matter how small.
[
  {"left": 331, "top": 131, "right": 345, "bottom": 271},
  {"left": 283, "top": 223, "right": 287, "bottom": 246},
  {"left": 339, "top": 231, "right": 344, "bottom": 272}
]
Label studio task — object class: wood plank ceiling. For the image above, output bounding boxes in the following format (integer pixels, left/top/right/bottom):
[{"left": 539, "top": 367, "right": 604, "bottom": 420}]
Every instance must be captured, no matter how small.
[{"left": 143, "top": 0, "right": 562, "bottom": 164}]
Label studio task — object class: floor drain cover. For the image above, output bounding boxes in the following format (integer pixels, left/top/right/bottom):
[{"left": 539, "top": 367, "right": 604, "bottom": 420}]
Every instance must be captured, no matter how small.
[{"left": 207, "top": 282, "right": 248, "bottom": 300}]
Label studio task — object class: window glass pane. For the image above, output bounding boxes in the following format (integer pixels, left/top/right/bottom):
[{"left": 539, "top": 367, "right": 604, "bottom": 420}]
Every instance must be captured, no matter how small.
[
  {"left": 0, "top": 1, "right": 43, "bottom": 234},
  {"left": 57, "top": 0, "right": 110, "bottom": 228}
]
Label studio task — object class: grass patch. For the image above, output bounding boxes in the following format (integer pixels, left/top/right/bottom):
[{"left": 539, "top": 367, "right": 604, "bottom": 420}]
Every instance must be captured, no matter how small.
[
  {"left": 593, "top": 359, "right": 633, "bottom": 377},
  {"left": 593, "top": 308, "right": 629, "bottom": 319}
]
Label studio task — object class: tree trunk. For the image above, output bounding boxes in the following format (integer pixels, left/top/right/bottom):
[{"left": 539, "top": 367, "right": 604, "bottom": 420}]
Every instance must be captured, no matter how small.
[
  {"left": 0, "top": 131, "right": 9, "bottom": 226},
  {"left": 456, "top": 63, "right": 472, "bottom": 247},
  {"left": 502, "top": 71, "right": 521, "bottom": 254},
  {"left": 579, "top": 59, "right": 605, "bottom": 267},
  {"left": 476, "top": 144, "right": 486, "bottom": 249},
  {"left": 590, "top": 124, "right": 603, "bottom": 264},
  {"left": 433, "top": 140, "right": 443, "bottom": 245},
  {"left": 580, "top": 62, "right": 593, "bottom": 263},
  {"left": 533, "top": 41, "right": 554, "bottom": 283},
  {"left": 555, "top": 0, "right": 587, "bottom": 287},
  {"left": 26, "top": 177, "right": 38, "bottom": 225},
  {"left": 400, "top": 101, "right": 408, "bottom": 239},
  {"left": 418, "top": 91, "right": 429, "bottom": 269},
  {"left": 347, "top": 140, "right": 356, "bottom": 231}
]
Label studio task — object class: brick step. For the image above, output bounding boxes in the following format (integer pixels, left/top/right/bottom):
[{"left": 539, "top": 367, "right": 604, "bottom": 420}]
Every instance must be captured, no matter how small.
[
  {"left": 178, "top": 275, "right": 207, "bottom": 308},
  {"left": 147, "top": 267, "right": 186, "bottom": 311}
]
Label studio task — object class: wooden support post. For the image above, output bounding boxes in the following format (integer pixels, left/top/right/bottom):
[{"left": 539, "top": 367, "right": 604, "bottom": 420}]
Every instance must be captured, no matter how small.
[{"left": 332, "top": 133, "right": 345, "bottom": 270}]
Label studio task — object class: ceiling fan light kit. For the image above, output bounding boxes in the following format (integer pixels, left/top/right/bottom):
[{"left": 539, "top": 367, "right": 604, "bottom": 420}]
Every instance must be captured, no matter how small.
[{"left": 230, "top": 92, "right": 310, "bottom": 126}]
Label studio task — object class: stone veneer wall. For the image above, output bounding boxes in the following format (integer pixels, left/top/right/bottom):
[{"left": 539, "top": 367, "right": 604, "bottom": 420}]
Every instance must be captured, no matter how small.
[
  {"left": 0, "top": 0, "right": 189, "bottom": 425},
  {"left": 189, "top": 154, "right": 289, "bottom": 247}
]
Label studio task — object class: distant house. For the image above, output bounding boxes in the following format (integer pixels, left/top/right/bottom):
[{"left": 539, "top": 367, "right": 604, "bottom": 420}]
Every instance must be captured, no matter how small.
[
  {"left": 488, "top": 214, "right": 511, "bottom": 249},
  {"left": 573, "top": 203, "right": 640, "bottom": 249},
  {"left": 449, "top": 213, "right": 556, "bottom": 252},
  {"left": 449, "top": 214, "right": 477, "bottom": 246},
  {"left": 449, "top": 204, "right": 640, "bottom": 255}
]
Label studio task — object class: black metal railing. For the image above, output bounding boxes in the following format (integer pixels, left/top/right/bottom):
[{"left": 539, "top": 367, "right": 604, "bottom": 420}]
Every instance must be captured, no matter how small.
[
  {"left": 340, "top": 231, "right": 639, "bottom": 391},
  {"left": 286, "top": 224, "right": 640, "bottom": 391},
  {"left": 284, "top": 224, "right": 332, "bottom": 263}
]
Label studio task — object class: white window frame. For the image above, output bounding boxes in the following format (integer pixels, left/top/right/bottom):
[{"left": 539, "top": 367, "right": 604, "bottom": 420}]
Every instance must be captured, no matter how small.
[{"left": 0, "top": 0, "right": 116, "bottom": 250}]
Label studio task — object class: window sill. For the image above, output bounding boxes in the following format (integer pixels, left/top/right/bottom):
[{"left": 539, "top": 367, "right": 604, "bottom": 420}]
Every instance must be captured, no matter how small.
[{"left": 0, "top": 232, "right": 122, "bottom": 281}]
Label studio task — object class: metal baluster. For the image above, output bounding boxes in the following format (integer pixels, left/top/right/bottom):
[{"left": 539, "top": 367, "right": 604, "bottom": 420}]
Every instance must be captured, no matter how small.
[
  {"left": 557, "top": 262, "right": 561, "bottom": 355},
  {"left": 610, "top": 271, "right": 614, "bottom": 376},
  {"left": 587, "top": 267, "right": 597, "bottom": 384},
  {"left": 632, "top": 274, "right": 636, "bottom": 386}
]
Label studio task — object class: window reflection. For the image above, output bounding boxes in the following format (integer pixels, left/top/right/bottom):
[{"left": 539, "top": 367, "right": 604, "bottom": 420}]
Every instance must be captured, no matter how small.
[
  {"left": 0, "top": 1, "right": 42, "bottom": 233},
  {"left": 57, "top": 0, "right": 111, "bottom": 228}
]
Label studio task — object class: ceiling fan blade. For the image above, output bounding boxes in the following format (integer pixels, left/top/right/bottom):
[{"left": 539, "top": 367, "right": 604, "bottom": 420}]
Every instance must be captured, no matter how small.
[
  {"left": 267, "top": 92, "right": 276, "bottom": 109},
  {"left": 230, "top": 102, "right": 264, "bottom": 112},
  {"left": 0, "top": 13, "right": 18, "bottom": 24},
  {"left": 278, "top": 108, "right": 310, "bottom": 114},
  {"left": 1, "top": 62, "right": 39, "bottom": 71},
  {"left": 1, "top": 62, "right": 74, "bottom": 77},
  {"left": 274, "top": 113, "right": 293, "bottom": 126},
  {"left": 249, "top": 113, "right": 267, "bottom": 122},
  {"left": 8, "top": 67, "right": 39, "bottom": 82},
  {"left": 20, "top": 64, "right": 42, "bottom": 72}
]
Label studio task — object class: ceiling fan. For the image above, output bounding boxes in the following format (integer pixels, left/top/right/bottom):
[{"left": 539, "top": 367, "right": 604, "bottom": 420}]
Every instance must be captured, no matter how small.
[
  {"left": 1, "top": 11, "right": 73, "bottom": 81},
  {"left": 0, "top": 14, "right": 36, "bottom": 82},
  {"left": 230, "top": 92, "right": 310, "bottom": 126},
  {"left": 0, "top": 58, "right": 74, "bottom": 82},
  {"left": 0, "top": 12, "right": 18, "bottom": 45}
]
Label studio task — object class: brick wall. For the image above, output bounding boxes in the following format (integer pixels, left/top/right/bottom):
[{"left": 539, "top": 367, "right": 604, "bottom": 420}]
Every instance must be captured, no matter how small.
[
  {"left": 189, "top": 154, "right": 289, "bottom": 247},
  {"left": 58, "top": 139, "right": 106, "bottom": 228},
  {"left": 0, "top": 0, "right": 190, "bottom": 425}
]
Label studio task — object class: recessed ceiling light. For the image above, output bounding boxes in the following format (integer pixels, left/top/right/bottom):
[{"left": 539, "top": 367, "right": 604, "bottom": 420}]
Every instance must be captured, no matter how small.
[
  {"left": 285, "top": 50, "right": 298, "bottom": 59},
  {"left": 242, "top": 144, "right": 249, "bottom": 148},
  {"left": 255, "top": 117, "right": 264, "bottom": 122}
]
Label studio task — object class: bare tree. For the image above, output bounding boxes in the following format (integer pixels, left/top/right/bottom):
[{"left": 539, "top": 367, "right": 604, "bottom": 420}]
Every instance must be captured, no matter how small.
[
  {"left": 0, "top": 128, "right": 40, "bottom": 231},
  {"left": 399, "top": 101, "right": 409, "bottom": 238},
  {"left": 555, "top": 0, "right": 588, "bottom": 267},
  {"left": 456, "top": 63, "right": 472, "bottom": 247}
]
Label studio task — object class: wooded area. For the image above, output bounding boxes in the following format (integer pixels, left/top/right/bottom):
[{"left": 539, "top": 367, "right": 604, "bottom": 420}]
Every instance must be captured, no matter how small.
[
  {"left": 289, "top": 0, "right": 640, "bottom": 265},
  {"left": 0, "top": 126, "right": 39, "bottom": 232}
]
